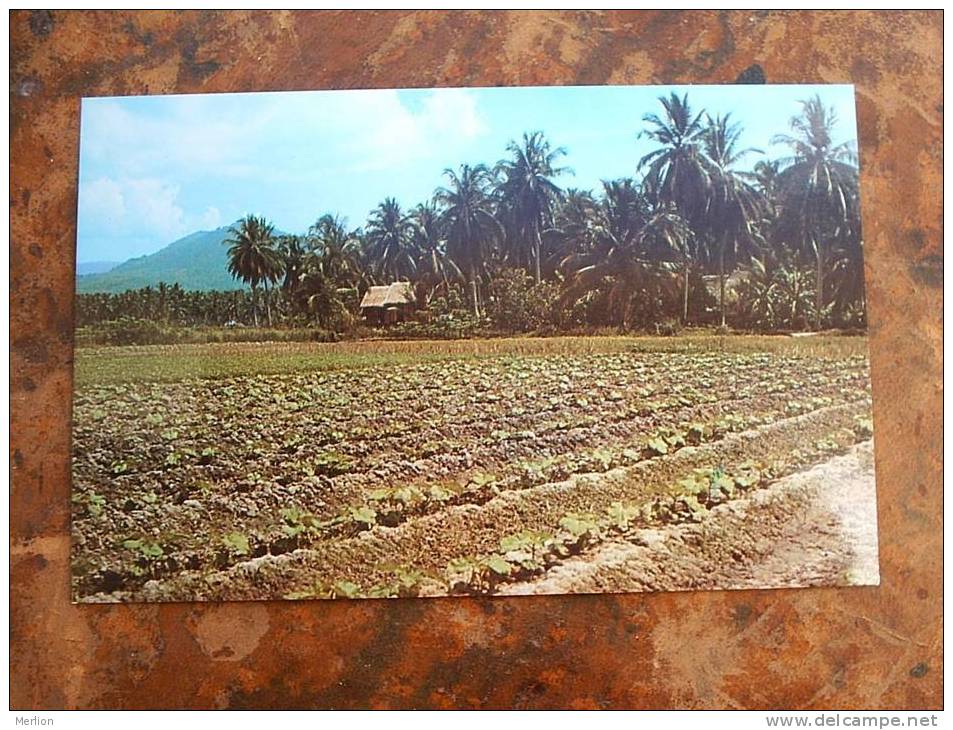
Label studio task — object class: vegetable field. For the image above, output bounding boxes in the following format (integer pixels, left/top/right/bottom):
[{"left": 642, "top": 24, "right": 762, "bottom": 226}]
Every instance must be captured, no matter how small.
[{"left": 71, "top": 335, "right": 877, "bottom": 602}]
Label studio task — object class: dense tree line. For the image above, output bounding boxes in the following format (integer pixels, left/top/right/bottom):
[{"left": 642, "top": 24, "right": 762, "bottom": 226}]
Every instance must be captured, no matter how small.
[{"left": 78, "top": 93, "right": 865, "bottom": 334}]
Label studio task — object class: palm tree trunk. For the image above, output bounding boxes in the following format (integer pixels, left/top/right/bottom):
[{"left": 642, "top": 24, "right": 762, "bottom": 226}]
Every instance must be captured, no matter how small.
[
  {"left": 683, "top": 263, "right": 690, "bottom": 325},
  {"left": 469, "top": 265, "right": 480, "bottom": 318},
  {"left": 792, "top": 270, "right": 800, "bottom": 327},
  {"left": 815, "top": 246, "right": 825, "bottom": 331},
  {"left": 264, "top": 279, "right": 273, "bottom": 328},
  {"left": 251, "top": 283, "right": 259, "bottom": 327},
  {"left": 719, "top": 245, "right": 727, "bottom": 328},
  {"left": 533, "top": 225, "right": 543, "bottom": 285}
]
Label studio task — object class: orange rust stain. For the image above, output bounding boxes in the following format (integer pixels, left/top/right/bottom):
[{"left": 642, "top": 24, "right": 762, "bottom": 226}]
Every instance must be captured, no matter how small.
[{"left": 10, "top": 10, "right": 942, "bottom": 710}]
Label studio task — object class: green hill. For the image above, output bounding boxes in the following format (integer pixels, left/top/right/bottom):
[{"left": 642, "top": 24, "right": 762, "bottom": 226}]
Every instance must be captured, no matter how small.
[{"left": 76, "top": 224, "right": 252, "bottom": 293}]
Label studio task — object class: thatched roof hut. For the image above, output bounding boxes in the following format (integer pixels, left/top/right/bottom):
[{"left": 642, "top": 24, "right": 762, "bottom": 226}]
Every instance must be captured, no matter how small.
[
  {"left": 359, "top": 282, "right": 416, "bottom": 309},
  {"left": 702, "top": 270, "right": 750, "bottom": 300},
  {"left": 359, "top": 282, "right": 417, "bottom": 324}
]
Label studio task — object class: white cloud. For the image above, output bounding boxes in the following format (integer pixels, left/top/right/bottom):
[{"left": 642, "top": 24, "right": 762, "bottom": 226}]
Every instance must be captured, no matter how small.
[
  {"left": 78, "top": 176, "right": 226, "bottom": 258},
  {"left": 197, "top": 206, "right": 222, "bottom": 231},
  {"left": 77, "top": 88, "right": 490, "bottom": 257},
  {"left": 338, "top": 89, "right": 487, "bottom": 171},
  {"left": 421, "top": 88, "right": 485, "bottom": 139},
  {"left": 81, "top": 88, "right": 488, "bottom": 179},
  {"left": 80, "top": 177, "right": 127, "bottom": 225},
  {"left": 81, "top": 98, "right": 257, "bottom": 177}
]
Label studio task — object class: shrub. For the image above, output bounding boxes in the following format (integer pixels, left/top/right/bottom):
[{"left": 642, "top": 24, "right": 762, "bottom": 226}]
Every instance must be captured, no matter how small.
[{"left": 485, "top": 268, "right": 562, "bottom": 333}]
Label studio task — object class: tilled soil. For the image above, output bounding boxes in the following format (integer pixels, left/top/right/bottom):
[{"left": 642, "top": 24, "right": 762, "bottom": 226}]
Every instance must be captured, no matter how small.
[
  {"left": 501, "top": 440, "right": 878, "bottom": 596},
  {"left": 71, "top": 346, "right": 875, "bottom": 602},
  {"left": 115, "top": 404, "right": 872, "bottom": 602}
]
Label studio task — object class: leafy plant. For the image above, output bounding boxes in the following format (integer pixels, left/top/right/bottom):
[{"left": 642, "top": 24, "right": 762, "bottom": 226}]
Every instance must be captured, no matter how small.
[
  {"left": 446, "top": 555, "right": 512, "bottom": 594},
  {"left": 499, "top": 530, "right": 559, "bottom": 573},
  {"left": 368, "top": 566, "right": 429, "bottom": 598},
  {"left": 121, "top": 537, "right": 166, "bottom": 576},
  {"left": 286, "top": 579, "right": 363, "bottom": 600},
  {"left": 558, "top": 512, "right": 603, "bottom": 552},
  {"left": 73, "top": 491, "right": 106, "bottom": 517},
  {"left": 427, "top": 484, "right": 457, "bottom": 504},
  {"left": 312, "top": 450, "right": 355, "bottom": 476},
  {"left": 468, "top": 472, "right": 498, "bottom": 489},
  {"left": 685, "top": 422, "right": 710, "bottom": 445},
  {"left": 853, "top": 415, "right": 874, "bottom": 439},
  {"left": 279, "top": 507, "right": 324, "bottom": 538},
  {"left": 674, "top": 494, "right": 709, "bottom": 521},
  {"left": 342, "top": 505, "right": 377, "bottom": 531},
  {"left": 605, "top": 501, "right": 641, "bottom": 532},
  {"left": 122, "top": 538, "right": 164, "bottom": 560},
  {"left": 222, "top": 531, "right": 250, "bottom": 557}
]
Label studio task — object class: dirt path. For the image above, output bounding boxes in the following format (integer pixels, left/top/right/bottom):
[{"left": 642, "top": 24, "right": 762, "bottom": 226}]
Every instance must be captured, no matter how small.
[{"left": 502, "top": 440, "right": 879, "bottom": 596}]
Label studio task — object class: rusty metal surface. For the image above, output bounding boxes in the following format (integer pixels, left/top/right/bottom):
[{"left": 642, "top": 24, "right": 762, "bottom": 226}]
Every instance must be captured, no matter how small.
[{"left": 9, "top": 10, "right": 942, "bottom": 710}]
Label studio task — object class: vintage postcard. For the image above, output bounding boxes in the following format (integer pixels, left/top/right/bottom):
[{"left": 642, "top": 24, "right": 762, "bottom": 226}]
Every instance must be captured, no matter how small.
[{"left": 71, "top": 84, "right": 877, "bottom": 602}]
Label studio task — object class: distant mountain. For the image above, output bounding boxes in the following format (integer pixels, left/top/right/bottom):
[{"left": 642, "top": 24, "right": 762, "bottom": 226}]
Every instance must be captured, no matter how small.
[
  {"left": 76, "top": 224, "right": 257, "bottom": 294},
  {"left": 76, "top": 260, "right": 120, "bottom": 276}
]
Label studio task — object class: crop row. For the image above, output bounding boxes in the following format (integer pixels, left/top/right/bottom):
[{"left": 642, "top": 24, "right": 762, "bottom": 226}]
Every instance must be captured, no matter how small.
[
  {"left": 122, "top": 402, "right": 872, "bottom": 602},
  {"left": 74, "top": 396, "right": 869, "bottom": 597}
]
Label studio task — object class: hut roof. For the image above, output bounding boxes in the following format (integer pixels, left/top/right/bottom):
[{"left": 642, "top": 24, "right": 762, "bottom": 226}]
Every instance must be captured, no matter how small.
[
  {"left": 702, "top": 270, "right": 750, "bottom": 298},
  {"left": 360, "top": 282, "right": 416, "bottom": 309}
]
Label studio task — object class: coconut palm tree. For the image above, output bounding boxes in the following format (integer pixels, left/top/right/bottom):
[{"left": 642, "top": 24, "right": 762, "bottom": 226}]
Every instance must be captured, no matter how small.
[
  {"left": 543, "top": 188, "right": 599, "bottom": 276},
  {"left": 495, "top": 131, "right": 570, "bottom": 283},
  {"left": 771, "top": 95, "right": 861, "bottom": 329},
  {"left": 435, "top": 164, "right": 504, "bottom": 317},
  {"left": 294, "top": 267, "right": 349, "bottom": 329},
  {"left": 409, "top": 201, "right": 461, "bottom": 303},
  {"left": 224, "top": 214, "right": 283, "bottom": 327},
  {"left": 277, "top": 234, "right": 307, "bottom": 298},
  {"left": 639, "top": 93, "right": 716, "bottom": 323},
  {"left": 703, "top": 113, "right": 767, "bottom": 326},
  {"left": 597, "top": 179, "right": 651, "bottom": 252},
  {"left": 750, "top": 159, "right": 782, "bottom": 203},
  {"left": 365, "top": 198, "right": 417, "bottom": 282},
  {"left": 561, "top": 181, "right": 689, "bottom": 329},
  {"left": 307, "top": 214, "right": 365, "bottom": 289}
]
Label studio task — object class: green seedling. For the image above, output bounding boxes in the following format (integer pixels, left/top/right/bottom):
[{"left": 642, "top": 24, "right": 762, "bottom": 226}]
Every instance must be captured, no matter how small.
[
  {"left": 558, "top": 512, "right": 602, "bottom": 552},
  {"left": 446, "top": 555, "right": 512, "bottom": 594},
  {"left": 222, "top": 531, "right": 250, "bottom": 557},
  {"left": 606, "top": 501, "right": 641, "bottom": 532},
  {"left": 499, "top": 530, "right": 557, "bottom": 572}
]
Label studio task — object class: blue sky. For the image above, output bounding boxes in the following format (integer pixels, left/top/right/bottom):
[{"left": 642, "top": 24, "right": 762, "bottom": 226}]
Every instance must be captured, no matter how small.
[{"left": 77, "top": 83, "right": 858, "bottom": 264}]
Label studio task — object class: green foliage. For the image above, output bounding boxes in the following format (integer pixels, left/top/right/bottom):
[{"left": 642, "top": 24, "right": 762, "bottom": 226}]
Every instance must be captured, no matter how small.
[
  {"left": 81, "top": 318, "right": 184, "bottom": 346},
  {"left": 605, "top": 501, "right": 641, "bottom": 532},
  {"left": 312, "top": 450, "right": 355, "bottom": 476},
  {"left": 367, "top": 567, "right": 430, "bottom": 599},
  {"left": 342, "top": 505, "right": 377, "bottom": 530},
  {"left": 76, "top": 226, "right": 250, "bottom": 294},
  {"left": 72, "top": 491, "right": 106, "bottom": 518},
  {"left": 686, "top": 422, "right": 710, "bottom": 445},
  {"left": 853, "top": 415, "right": 874, "bottom": 439},
  {"left": 485, "top": 268, "right": 562, "bottom": 332},
  {"left": 222, "top": 531, "right": 250, "bottom": 557},
  {"left": 121, "top": 537, "right": 167, "bottom": 575},
  {"left": 77, "top": 94, "right": 864, "bottom": 338},
  {"left": 446, "top": 555, "right": 512, "bottom": 594},
  {"left": 558, "top": 512, "right": 602, "bottom": 552},
  {"left": 286, "top": 580, "right": 363, "bottom": 600},
  {"left": 499, "top": 530, "right": 558, "bottom": 572},
  {"left": 467, "top": 471, "right": 500, "bottom": 493},
  {"left": 280, "top": 507, "right": 325, "bottom": 538}
]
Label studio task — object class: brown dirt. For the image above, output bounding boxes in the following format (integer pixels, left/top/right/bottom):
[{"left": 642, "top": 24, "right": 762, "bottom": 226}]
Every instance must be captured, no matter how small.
[
  {"left": 121, "top": 404, "right": 871, "bottom": 602},
  {"left": 503, "top": 440, "right": 879, "bottom": 596}
]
